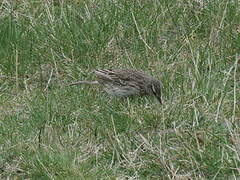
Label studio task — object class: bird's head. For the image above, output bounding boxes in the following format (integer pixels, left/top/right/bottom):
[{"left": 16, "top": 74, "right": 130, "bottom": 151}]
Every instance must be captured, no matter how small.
[{"left": 150, "top": 79, "right": 162, "bottom": 104}]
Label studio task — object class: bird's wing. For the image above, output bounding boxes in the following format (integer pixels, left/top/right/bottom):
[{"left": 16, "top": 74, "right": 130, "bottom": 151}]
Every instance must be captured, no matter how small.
[{"left": 95, "top": 69, "right": 125, "bottom": 85}]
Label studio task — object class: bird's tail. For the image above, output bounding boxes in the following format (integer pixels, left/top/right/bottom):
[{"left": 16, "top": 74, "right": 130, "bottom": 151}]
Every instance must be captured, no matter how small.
[{"left": 69, "top": 81, "right": 99, "bottom": 86}]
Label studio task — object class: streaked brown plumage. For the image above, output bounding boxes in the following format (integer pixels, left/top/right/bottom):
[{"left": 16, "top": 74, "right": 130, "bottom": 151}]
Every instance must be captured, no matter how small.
[{"left": 70, "top": 69, "right": 162, "bottom": 103}]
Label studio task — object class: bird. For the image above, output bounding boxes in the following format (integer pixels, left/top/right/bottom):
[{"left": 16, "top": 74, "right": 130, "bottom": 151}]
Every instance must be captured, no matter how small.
[{"left": 70, "top": 69, "right": 162, "bottom": 104}]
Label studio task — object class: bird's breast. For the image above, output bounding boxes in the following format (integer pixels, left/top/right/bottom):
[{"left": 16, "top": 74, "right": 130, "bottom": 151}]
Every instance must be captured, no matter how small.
[{"left": 103, "top": 84, "right": 140, "bottom": 97}]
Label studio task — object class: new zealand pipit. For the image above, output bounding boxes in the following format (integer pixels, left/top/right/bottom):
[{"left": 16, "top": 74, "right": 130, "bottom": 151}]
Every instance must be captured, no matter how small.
[{"left": 70, "top": 69, "right": 162, "bottom": 103}]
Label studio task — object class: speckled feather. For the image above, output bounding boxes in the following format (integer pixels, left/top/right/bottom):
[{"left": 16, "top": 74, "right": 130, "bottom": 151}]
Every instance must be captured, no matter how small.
[
  {"left": 70, "top": 69, "right": 162, "bottom": 103},
  {"left": 94, "top": 69, "right": 162, "bottom": 103}
]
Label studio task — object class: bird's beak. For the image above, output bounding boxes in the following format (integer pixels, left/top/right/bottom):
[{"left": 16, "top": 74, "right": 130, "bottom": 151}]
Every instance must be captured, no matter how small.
[
  {"left": 157, "top": 97, "right": 162, "bottom": 104},
  {"left": 155, "top": 95, "right": 162, "bottom": 104}
]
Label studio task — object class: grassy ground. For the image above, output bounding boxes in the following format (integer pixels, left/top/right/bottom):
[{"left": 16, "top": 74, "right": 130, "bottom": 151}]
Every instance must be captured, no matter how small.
[{"left": 0, "top": 0, "right": 240, "bottom": 179}]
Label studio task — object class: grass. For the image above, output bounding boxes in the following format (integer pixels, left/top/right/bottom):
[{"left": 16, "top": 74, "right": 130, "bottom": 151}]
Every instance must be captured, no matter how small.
[{"left": 0, "top": 0, "right": 239, "bottom": 179}]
